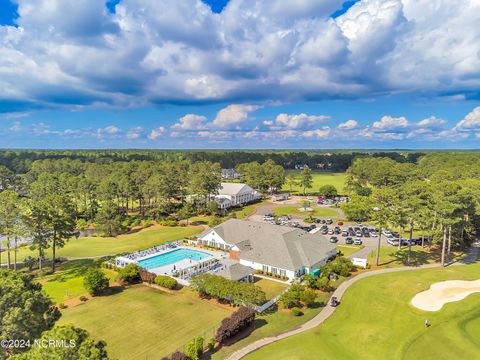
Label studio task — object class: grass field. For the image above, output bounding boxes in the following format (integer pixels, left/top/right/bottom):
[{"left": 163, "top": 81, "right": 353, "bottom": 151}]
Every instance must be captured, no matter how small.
[
  {"left": 282, "top": 171, "right": 347, "bottom": 195},
  {"left": 1, "top": 225, "right": 203, "bottom": 265},
  {"left": 337, "top": 245, "right": 364, "bottom": 257},
  {"left": 59, "top": 285, "right": 231, "bottom": 359},
  {"left": 254, "top": 278, "right": 288, "bottom": 300},
  {"left": 367, "top": 246, "right": 464, "bottom": 268},
  {"left": 38, "top": 259, "right": 117, "bottom": 304},
  {"left": 274, "top": 206, "right": 339, "bottom": 218},
  {"left": 246, "top": 261, "right": 480, "bottom": 360}
]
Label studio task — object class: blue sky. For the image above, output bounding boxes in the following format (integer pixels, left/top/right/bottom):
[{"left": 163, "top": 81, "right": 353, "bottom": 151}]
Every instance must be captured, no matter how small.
[{"left": 0, "top": 0, "right": 479, "bottom": 149}]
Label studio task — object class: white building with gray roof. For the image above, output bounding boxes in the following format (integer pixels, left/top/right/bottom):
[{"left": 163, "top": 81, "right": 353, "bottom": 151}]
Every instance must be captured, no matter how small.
[
  {"left": 198, "top": 219, "right": 337, "bottom": 280},
  {"left": 214, "top": 182, "right": 261, "bottom": 209}
]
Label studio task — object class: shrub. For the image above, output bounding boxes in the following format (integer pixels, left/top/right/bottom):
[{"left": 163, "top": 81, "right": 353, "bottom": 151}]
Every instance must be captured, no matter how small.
[
  {"left": 76, "top": 218, "right": 88, "bottom": 230},
  {"left": 208, "top": 217, "right": 223, "bottom": 227},
  {"left": 190, "top": 274, "right": 266, "bottom": 306},
  {"left": 159, "top": 219, "right": 178, "bottom": 226},
  {"left": 207, "top": 337, "right": 216, "bottom": 352},
  {"left": 185, "top": 337, "right": 204, "bottom": 360},
  {"left": 215, "top": 307, "right": 256, "bottom": 344},
  {"left": 139, "top": 269, "right": 156, "bottom": 283},
  {"left": 131, "top": 218, "right": 141, "bottom": 227},
  {"left": 118, "top": 263, "right": 142, "bottom": 284},
  {"left": 300, "top": 289, "right": 317, "bottom": 306},
  {"left": 154, "top": 275, "right": 178, "bottom": 290},
  {"left": 142, "top": 219, "right": 154, "bottom": 227},
  {"left": 280, "top": 284, "right": 305, "bottom": 308},
  {"left": 59, "top": 303, "right": 67, "bottom": 309},
  {"left": 315, "top": 276, "right": 332, "bottom": 292},
  {"left": 79, "top": 296, "right": 88, "bottom": 302},
  {"left": 167, "top": 351, "right": 189, "bottom": 360},
  {"left": 83, "top": 268, "right": 109, "bottom": 296},
  {"left": 291, "top": 307, "right": 303, "bottom": 316}
]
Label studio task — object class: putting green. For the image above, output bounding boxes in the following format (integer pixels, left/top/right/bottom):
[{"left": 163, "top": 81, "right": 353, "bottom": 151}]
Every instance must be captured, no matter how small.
[{"left": 245, "top": 262, "right": 480, "bottom": 360}]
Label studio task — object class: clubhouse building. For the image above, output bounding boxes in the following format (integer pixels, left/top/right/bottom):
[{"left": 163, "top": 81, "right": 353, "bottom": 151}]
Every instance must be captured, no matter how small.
[{"left": 197, "top": 219, "right": 337, "bottom": 280}]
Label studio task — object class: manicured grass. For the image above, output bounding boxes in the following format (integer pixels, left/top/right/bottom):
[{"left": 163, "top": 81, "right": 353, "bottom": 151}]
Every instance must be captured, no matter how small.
[
  {"left": 231, "top": 201, "right": 269, "bottom": 219},
  {"left": 368, "top": 246, "right": 464, "bottom": 268},
  {"left": 274, "top": 206, "right": 339, "bottom": 218},
  {"left": 254, "top": 278, "right": 288, "bottom": 300},
  {"left": 2, "top": 225, "right": 203, "bottom": 264},
  {"left": 245, "top": 262, "right": 480, "bottom": 360},
  {"left": 337, "top": 245, "right": 364, "bottom": 257},
  {"left": 282, "top": 171, "right": 347, "bottom": 195},
  {"left": 59, "top": 285, "right": 231, "bottom": 359},
  {"left": 38, "top": 259, "right": 116, "bottom": 304},
  {"left": 213, "top": 292, "right": 330, "bottom": 360}
]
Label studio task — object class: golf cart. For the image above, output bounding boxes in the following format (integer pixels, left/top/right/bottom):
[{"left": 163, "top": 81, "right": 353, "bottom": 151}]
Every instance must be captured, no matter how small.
[{"left": 330, "top": 296, "right": 339, "bottom": 307}]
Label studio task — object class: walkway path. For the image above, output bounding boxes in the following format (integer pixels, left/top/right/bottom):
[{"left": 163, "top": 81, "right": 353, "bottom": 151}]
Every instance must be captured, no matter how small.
[{"left": 226, "top": 243, "right": 480, "bottom": 360}]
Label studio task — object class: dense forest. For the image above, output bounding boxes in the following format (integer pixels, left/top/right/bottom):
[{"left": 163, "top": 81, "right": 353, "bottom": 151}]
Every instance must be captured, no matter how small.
[{"left": 0, "top": 150, "right": 424, "bottom": 174}]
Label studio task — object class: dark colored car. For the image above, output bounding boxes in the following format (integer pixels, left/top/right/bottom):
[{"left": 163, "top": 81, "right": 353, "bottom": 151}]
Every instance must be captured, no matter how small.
[
  {"left": 330, "top": 236, "right": 339, "bottom": 243},
  {"left": 330, "top": 296, "right": 339, "bottom": 307},
  {"left": 345, "top": 237, "right": 353, "bottom": 244},
  {"left": 326, "top": 219, "right": 333, "bottom": 225}
]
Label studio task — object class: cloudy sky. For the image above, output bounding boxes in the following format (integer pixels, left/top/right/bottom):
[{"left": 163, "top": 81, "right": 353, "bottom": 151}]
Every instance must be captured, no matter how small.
[{"left": 0, "top": 0, "right": 479, "bottom": 149}]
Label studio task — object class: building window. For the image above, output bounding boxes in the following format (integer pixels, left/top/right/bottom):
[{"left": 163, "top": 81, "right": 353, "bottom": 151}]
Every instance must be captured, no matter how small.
[{"left": 262, "top": 265, "right": 269, "bottom": 272}]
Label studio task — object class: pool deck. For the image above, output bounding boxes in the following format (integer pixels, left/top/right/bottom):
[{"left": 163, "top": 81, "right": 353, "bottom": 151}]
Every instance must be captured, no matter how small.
[{"left": 140, "top": 246, "right": 227, "bottom": 276}]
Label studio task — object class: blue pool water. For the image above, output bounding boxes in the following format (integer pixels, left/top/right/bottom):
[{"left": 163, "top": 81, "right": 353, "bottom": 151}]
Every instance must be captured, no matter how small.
[{"left": 137, "top": 248, "right": 212, "bottom": 270}]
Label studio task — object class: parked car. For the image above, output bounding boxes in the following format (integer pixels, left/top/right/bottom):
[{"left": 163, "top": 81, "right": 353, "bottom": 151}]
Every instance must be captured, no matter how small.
[
  {"left": 387, "top": 238, "right": 399, "bottom": 245},
  {"left": 337, "top": 221, "right": 344, "bottom": 226},
  {"left": 382, "top": 230, "right": 393, "bottom": 238},
  {"left": 328, "top": 229, "right": 334, "bottom": 235},
  {"left": 354, "top": 238, "right": 363, "bottom": 245},
  {"left": 341, "top": 230, "right": 349, "bottom": 237},
  {"left": 345, "top": 237, "right": 353, "bottom": 244},
  {"left": 321, "top": 229, "right": 328, "bottom": 235},
  {"left": 330, "top": 236, "right": 339, "bottom": 243},
  {"left": 355, "top": 231, "right": 363, "bottom": 237},
  {"left": 334, "top": 226, "right": 341, "bottom": 234},
  {"left": 370, "top": 230, "right": 378, "bottom": 237},
  {"left": 326, "top": 219, "right": 333, "bottom": 225}
]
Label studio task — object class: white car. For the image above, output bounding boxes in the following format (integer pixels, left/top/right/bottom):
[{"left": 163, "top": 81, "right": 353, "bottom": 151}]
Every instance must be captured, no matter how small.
[
  {"left": 387, "top": 238, "right": 399, "bottom": 245},
  {"left": 370, "top": 230, "right": 378, "bottom": 237},
  {"left": 354, "top": 238, "right": 363, "bottom": 245},
  {"left": 382, "top": 230, "right": 393, "bottom": 238}
]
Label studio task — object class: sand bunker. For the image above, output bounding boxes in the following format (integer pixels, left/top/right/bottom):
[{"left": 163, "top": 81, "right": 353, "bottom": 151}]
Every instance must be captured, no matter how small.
[{"left": 411, "top": 279, "right": 480, "bottom": 311}]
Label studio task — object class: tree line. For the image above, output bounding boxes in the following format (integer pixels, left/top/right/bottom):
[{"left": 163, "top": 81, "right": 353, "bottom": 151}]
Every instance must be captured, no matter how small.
[{"left": 343, "top": 153, "right": 480, "bottom": 266}]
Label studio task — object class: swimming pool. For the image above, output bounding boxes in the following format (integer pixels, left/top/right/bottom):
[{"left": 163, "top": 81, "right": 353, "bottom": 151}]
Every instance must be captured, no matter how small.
[{"left": 137, "top": 248, "right": 212, "bottom": 270}]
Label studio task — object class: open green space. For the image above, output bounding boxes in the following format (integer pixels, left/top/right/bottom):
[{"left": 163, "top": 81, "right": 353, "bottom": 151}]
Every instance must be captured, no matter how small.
[
  {"left": 282, "top": 171, "right": 347, "bottom": 195},
  {"left": 274, "top": 206, "right": 339, "bottom": 218},
  {"left": 246, "top": 261, "right": 480, "bottom": 360},
  {"left": 59, "top": 285, "right": 231, "bottom": 359},
  {"left": 368, "top": 246, "right": 464, "bottom": 268},
  {"left": 337, "top": 245, "right": 364, "bottom": 257},
  {"left": 213, "top": 292, "right": 330, "bottom": 360},
  {"left": 2, "top": 225, "right": 203, "bottom": 264},
  {"left": 38, "top": 259, "right": 116, "bottom": 304},
  {"left": 254, "top": 277, "right": 288, "bottom": 300}
]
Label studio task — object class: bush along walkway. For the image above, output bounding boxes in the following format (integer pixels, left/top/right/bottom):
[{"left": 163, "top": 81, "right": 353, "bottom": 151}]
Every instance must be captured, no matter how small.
[{"left": 226, "top": 242, "right": 480, "bottom": 360}]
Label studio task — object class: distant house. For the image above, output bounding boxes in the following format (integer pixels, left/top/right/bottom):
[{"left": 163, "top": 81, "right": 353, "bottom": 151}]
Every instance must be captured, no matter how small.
[
  {"left": 221, "top": 168, "right": 243, "bottom": 180},
  {"left": 294, "top": 164, "right": 309, "bottom": 170},
  {"left": 197, "top": 219, "right": 337, "bottom": 280},
  {"left": 214, "top": 182, "right": 261, "bottom": 209},
  {"left": 272, "top": 193, "right": 289, "bottom": 202}
]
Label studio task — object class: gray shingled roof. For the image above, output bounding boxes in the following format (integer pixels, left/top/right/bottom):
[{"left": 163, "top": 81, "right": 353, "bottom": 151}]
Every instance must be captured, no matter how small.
[
  {"left": 217, "top": 263, "right": 254, "bottom": 281},
  {"left": 205, "top": 219, "right": 336, "bottom": 271}
]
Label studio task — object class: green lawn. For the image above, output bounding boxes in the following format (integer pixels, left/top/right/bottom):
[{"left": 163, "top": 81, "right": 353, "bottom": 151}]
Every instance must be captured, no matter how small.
[
  {"left": 283, "top": 171, "right": 347, "bottom": 195},
  {"left": 59, "top": 285, "right": 231, "bottom": 359},
  {"left": 368, "top": 246, "right": 464, "bottom": 268},
  {"left": 245, "top": 262, "right": 480, "bottom": 360},
  {"left": 38, "top": 259, "right": 116, "bottom": 304},
  {"left": 2, "top": 225, "right": 203, "bottom": 264},
  {"left": 213, "top": 292, "right": 331, "bottom": 360},
  {"left": 337, "top": 245, "right": 364, "bottom": 257},
  {"left": 274, "top": 206, "right": 339, "bottom": 218},
  {"left": 254, "top": 277, "right": 288, "bottom": 300},
  {"left": 231, "top": 201, "right": 269, "bottom": 219}
]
